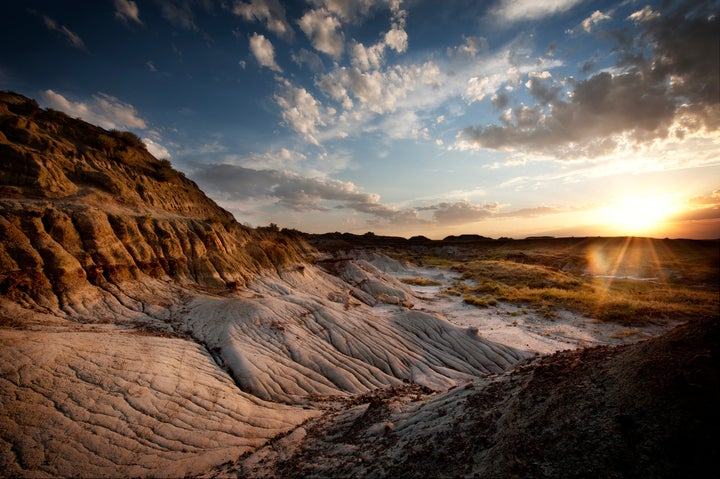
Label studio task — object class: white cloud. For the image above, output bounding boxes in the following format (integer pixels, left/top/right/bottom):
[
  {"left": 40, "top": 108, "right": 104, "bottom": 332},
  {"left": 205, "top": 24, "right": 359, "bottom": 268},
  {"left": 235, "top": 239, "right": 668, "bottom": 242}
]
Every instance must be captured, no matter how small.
[
  {"left": 384, "top": 24, "right": 408, "bottom": 53},
  {"left": 628, "top": 6, "right": 660, "bottom": 23},
  {"left": 308, "top": 0, "right": 376, "bottom": 22},
  {"left": 350, "top": 41, "right": 384, "bottom": 71},
  {"left": 233, "top": 0, "right": 293, "bottom": 39},
  {"left": 492, "top": 0, "right": 582, "bottom": 23},
  {"left": 42, "top": 15, "right": 85, "bottom": 49},
  {"left": 146, "top": 60, "right": 157, "bottom": 72},
  {"left": 274, "top": 79, "right": 328, "bottom": 145},
  {"left": 249, "top": 33, "right": 282, "bottom": 72},
  {"left": 298, "top": 8, "right": 344, "bottom": 59},
  {"left": 114, "top": 0, "right": 142, "bottom": 25},
  {"left": 143, "top": 138, "right": 171, "bottom": 159},
  {"left": 581, "top": 10, "right": 610, "bottom": 32},
  {"left": 41, "top": 90, "right": 147, "bottom": 130}
]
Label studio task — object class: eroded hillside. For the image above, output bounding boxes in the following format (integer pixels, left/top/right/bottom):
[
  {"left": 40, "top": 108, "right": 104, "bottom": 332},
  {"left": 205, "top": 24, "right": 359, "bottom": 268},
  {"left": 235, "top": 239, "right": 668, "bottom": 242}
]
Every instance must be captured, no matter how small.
[{"left": 0, "top": 92, "right": 530, "bottom": 477}]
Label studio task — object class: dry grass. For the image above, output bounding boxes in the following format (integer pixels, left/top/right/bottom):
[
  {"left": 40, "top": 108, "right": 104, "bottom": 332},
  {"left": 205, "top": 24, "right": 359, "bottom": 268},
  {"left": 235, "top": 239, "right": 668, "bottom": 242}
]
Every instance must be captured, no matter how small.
[
  {"left": 399, "top": 277, "right": 442, "bottom": 286},
  {"left": 450, "top": 259, "right": 718, "bottom": 325}
]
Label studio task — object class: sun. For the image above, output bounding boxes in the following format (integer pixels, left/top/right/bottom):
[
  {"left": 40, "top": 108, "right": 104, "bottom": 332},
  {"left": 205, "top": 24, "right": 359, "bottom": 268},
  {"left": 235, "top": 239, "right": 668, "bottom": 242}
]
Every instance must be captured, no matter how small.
[{"left": 601, "top": 195, "right": 679, "bottom": 235}]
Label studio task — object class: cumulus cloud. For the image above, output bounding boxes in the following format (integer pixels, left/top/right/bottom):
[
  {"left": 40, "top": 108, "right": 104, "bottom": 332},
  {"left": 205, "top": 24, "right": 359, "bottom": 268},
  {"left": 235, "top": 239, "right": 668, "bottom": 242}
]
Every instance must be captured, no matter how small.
[
  {"left": 114, "top": 0, "right": 142, "bottom": 25},
  {"left": 581, "top": 10, "right": 610, "bottom": 32},
  {"left": 42, "top": 15, "right": 85, "bottom": 49},
  {"left": 458, "top": 2, "right": 720, "bottom": 159},
  {"left": 350, "top": 41, "right": 385, "bottom": 71},
  {"left": 274, "top": 78, "right": 328, "bottom": 145},
  {"left": 308, "top": 0, "right": 376, "bottom": 23},
  {"left": 384, "top": 23, "right": 408, "bottom": 53},
  {"left": 492, "top": 0, "right": 582, "bottom": 23},
  {"left": 298, "top": 8, "right": 344, "bottom": 59},
  {"left": 41, "top": 90, "right": 147, "bottom": 130},
  {"left": 233, "top": 0, "right": 293, "bottom": 40},
  {"left": 249, "top": 33, "right": 282, "bottom": 71}
]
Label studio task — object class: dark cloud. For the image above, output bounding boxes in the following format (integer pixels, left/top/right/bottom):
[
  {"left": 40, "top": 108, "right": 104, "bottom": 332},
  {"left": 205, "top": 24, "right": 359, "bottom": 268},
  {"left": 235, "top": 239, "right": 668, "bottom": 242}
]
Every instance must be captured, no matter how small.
[
  {"left": 526, "top": 76, "right": 562, "bottom": 104},
  {"left": 459, "top": 1, "right": 720, "bottom": 158},
  {"left": 491, "top": 92, "right": 510, "bottom": 110}
]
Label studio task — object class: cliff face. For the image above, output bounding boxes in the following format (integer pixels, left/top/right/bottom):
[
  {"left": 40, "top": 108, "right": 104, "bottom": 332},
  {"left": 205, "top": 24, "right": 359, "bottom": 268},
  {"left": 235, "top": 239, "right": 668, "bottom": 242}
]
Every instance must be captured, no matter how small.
[{"left": 0, "top": 91, "right": 308, "bottom": 313}]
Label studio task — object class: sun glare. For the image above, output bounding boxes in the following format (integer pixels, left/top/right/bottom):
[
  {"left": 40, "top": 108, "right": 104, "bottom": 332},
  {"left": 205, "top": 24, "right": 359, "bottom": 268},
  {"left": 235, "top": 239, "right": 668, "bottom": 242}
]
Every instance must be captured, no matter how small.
[{"left": 601, "top": 195, "right": 679, "bottom": 235}]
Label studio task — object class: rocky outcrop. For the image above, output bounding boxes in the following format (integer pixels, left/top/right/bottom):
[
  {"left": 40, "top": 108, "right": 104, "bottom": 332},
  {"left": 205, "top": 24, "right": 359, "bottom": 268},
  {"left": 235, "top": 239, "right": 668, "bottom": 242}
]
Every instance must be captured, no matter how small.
[{"left": 0, "top": 92, "right": 310, "bottom": 313}]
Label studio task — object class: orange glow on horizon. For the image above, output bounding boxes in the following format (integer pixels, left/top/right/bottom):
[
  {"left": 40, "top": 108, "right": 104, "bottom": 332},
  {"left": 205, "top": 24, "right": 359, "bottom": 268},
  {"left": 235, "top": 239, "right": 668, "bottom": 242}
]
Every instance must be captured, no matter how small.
[{"left": 598, "top": 195, "right": 682, "bottom": 236}]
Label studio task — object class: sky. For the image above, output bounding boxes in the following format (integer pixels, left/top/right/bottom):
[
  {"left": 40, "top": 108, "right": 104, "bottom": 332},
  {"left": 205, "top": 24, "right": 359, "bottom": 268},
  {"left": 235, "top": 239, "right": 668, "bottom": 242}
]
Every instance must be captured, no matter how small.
[{"left": 1, "top": 0, "right": 719, "bottom": 239}]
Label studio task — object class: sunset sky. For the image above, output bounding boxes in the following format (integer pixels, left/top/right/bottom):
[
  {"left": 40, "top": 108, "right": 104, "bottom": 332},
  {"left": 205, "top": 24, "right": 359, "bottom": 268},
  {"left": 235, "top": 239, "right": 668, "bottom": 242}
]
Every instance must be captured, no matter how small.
[{"left": 1, "top": 0, "right": 718, "bottom": 239}]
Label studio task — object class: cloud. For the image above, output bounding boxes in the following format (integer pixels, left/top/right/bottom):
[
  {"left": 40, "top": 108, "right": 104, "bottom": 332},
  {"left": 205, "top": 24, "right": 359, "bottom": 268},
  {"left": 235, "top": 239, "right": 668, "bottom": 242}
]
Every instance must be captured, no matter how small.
[
  {"left": 143, "top": 138, "right": 171, "bottom": 158},
  {"left": 458, "top": 2, "right": 720, "bottom": 159},
  {"left": 157, "top": 0, "right": 198, "bottom": 31},
  {"left": 146, "top": 60, "right": 158, "bottom": 72},
  {"left": 189, "top": 162, "right": 427, "bottom": 225},
  {"left": 384, "top": 24, "right": 408, "bottom": 53},
  {"left": 41, "top": 90, "right": 147, "bottom": 130},
  {"left": 298, "top": 8, "right": 344, "bottom": 59},
  {"left": 670, "top": 190, "right": 720, "bottom": 224},
  {"left": 233, "top": 0, "right": 293, "bottom": 40},
  {"left": 426, "top": 201, "right": 500, "bottom": 225},
  {"left": 191, "top": 164, "right": 375, "bottom": 211},
  {"left": 447, "top": 36, "right": 489, "bottom": 61},
  {"left": 249, "top": 33, "right": 282, "bottom": 72},
  {"left": 292, "top": 48, "right": 324, "bottom": 71},
  {"left": 114, "top": 0, "right": 142, "bottom": 25},
  {"left": 42, "top": 15, "right": 85, "bottom": 49},
  {"left": 581, "top": 10, "right": 610, "bottom": 33},
  {"left": 308, "top": 0, "right": 376, "bottom": 23},
  {"left": 492, "top": 0, "right": 582, "bottom": 23},
  {"left": 627, "top": 6, "right": 660, "bottom": 24},
  {"left": 274, "top": 78, "right": 328, "bottom": 145}
]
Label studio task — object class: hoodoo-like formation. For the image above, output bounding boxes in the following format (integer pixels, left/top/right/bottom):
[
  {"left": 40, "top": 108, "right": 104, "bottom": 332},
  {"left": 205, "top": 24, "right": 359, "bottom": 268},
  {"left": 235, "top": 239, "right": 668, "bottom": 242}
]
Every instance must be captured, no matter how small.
[{"left": 0, "top": 92, "right": 527, "bottom": 477}]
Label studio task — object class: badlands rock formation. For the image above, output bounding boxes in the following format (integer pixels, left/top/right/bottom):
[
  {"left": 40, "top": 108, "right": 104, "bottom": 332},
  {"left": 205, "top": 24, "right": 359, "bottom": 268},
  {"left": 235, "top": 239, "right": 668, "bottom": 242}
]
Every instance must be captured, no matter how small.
[{"left": 0, "top": 92, "right": 525, "bottom": 477}]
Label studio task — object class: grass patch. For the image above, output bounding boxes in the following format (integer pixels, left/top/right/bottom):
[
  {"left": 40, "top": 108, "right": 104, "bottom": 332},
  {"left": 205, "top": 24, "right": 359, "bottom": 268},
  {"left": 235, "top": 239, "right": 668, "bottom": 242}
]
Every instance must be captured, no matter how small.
[
  {"left": 399, "top": 277, "right": 442, "bottom": 286},
  {"left": 463, "top": 296, "right": 496, "bottom": 308},
  {"left": 453, "top": 259, "right": 718, "bottom": 325}
]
